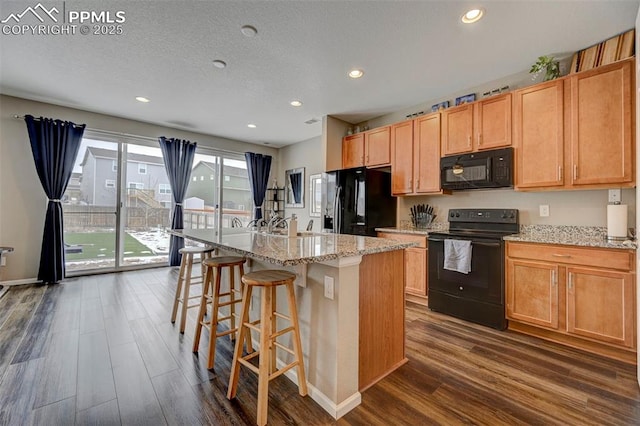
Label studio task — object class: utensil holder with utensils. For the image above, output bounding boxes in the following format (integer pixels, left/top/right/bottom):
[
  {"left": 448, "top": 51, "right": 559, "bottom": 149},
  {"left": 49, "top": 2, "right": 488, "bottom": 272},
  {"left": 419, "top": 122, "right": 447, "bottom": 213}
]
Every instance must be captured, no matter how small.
[{"left": 410, "top": 204, "right": 436, "bottom": 229}]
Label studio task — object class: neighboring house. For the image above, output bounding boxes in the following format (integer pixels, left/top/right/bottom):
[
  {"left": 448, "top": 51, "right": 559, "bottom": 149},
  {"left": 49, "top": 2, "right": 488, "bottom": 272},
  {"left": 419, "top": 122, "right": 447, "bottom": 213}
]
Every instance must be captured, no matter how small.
[
  {"left": 78, "top": 147, "right": 172, "bottom": 207},
  {"left": 186, "top": 161, "right": 252, "bottom": 210}
]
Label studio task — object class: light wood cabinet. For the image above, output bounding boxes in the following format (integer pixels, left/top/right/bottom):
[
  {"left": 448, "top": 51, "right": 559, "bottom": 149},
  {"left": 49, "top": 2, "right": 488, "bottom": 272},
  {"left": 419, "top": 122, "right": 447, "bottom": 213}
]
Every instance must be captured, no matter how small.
[
  {"left": 513, "top": 80, "right": 565, "bottom": 189},
  {"left": 391, "top": 113, "right": 442, "bottom": 195},
  {"left": 441, "top": 93, "right": 512, "bottom": 156},
  {"left": 390, "top": 121, "right": 414, "bottom": 194},
  {"left": 413, "top": 114, "right": 442, "bottom": 193},
  {"left": 342, "top": 133, "right": 364, "bottom": 169},
  {"left": 475, "top": 93, "right": 512, "bottom": 150},
  {"left": 365, "top": 126, "right": 391, "bottom": 167},
  {"left": 569, "top": 60, "right": 634, "bottom": 186},
  {"left": 377, "top": 232, "right": 428, "bottom": 305},
  {"left": 514, "top": 58, "right": 634, "bottom": 190},
  {"left": 506, "top": 259, "right": 559, "bottom": 329},
  {"left": 441, "top": 103, "right": 474, "bottom": 155},
  {"left": 506, "top": 242, "right": 636, "bottom": 361},
  {"left": 342, "top": 127, "right": 391, "bottom": 169},
  {"left": 566, "top": 266, "right": 634, "bottom": 348}
]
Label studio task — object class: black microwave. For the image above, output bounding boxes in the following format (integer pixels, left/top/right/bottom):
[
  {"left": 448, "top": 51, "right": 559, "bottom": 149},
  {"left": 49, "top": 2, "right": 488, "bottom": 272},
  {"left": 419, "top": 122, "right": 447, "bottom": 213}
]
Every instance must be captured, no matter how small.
[{"left": 440, "top": 147, "right": 513, "bottom": 190}]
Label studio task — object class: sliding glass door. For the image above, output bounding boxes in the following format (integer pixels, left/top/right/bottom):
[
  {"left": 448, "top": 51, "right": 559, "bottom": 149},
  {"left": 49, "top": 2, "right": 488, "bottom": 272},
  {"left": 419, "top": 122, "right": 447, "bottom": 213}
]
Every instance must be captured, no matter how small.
[{"left": 63, "top": 136, "right": 251, "bottom": 275}]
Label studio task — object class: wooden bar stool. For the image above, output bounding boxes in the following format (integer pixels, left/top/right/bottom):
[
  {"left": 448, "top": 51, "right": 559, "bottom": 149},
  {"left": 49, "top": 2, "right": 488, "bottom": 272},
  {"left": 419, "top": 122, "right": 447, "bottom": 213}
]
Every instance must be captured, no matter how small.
[
  {"left": 171, "top": 245, "right": 215, "bottom": 333},
  {"left": 193, "top": 256, "right": 253, "bottom": 370},
  {"left": 227, "top": 270, "right": 307, "bottom": 426}
]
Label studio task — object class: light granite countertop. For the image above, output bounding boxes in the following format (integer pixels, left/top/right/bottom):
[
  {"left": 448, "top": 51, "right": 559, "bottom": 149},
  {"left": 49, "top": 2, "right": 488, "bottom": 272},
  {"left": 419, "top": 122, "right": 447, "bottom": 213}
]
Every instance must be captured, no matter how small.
[
  {"left": 503, "top": 225, "right": 636, "bottom": 249},
  {"left": 377, "top": 224, "right": 636, "bottom": 250},
  {"left": 175, "top": 228, "right": 416, "bottom": 266}
]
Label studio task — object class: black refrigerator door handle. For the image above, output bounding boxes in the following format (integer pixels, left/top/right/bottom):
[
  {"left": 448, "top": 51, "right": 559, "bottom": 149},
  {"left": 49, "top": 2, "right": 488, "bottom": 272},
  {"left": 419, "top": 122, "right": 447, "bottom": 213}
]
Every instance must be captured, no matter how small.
[{"left": 333, "top": 186, "right": 342, "bottom": 234}]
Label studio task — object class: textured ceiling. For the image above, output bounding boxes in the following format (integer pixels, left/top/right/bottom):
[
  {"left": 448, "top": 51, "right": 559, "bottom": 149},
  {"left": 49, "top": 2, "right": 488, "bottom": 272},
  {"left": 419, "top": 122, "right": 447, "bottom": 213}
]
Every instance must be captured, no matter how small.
[{"left": 1, "top": 1, "right": 638, "bottom": 147}]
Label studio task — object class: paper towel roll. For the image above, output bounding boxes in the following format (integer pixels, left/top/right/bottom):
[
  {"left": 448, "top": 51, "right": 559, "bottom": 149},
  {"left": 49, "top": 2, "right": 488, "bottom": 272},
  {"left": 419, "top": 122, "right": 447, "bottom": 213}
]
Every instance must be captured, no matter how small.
[{"left": 607, "top": 204, "right": 628, "bottom": 239}]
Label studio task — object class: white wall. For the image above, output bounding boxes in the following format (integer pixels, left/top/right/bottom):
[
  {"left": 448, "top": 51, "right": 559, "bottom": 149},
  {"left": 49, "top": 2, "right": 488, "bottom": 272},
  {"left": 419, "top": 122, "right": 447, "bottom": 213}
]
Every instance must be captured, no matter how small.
[
  {"left": 0, "top": 95, "right": 278, "bottom": 282},
  {"left": 278, "top": 135, "right": 324, "bottom": 232}
]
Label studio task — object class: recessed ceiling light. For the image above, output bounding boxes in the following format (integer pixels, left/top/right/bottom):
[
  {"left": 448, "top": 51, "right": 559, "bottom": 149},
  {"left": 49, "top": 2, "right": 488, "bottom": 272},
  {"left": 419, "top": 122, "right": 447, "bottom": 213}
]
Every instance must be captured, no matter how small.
[
  {"left": 247, "top": 124, "right": 257, "bottom": 128},
  {"left": 348, "top": 69, "right": 364, "bottom": 79},
  {"left": 290, "top": 100, "right": 303, "bottom": 107},
  {"left": 461, "top": 8, "right": 484, "bottom": 24},
  {"left": 212, "top": 60, "right": 227, "bottom": 69},
  {"left": 135, "top": 96, "right": 150, "bottom": 103},
  {"left": 241, "top": 25, "right": 258, "bottom": 37}
]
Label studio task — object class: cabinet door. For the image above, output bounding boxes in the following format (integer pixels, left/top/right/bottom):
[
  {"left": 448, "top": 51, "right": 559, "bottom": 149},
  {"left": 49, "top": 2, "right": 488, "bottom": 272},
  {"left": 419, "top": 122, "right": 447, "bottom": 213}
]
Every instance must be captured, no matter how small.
[
  {"left": 476, "top": 93, "right": 511, "bottom": 150},
  {"left": 342, "top": 133, "right": 365, "bottom": 169},
  {"left": 413, "top": 113, "right": 441, "bottom": 193},
  {"left": 441, "top": 104, "right": 473, "bottom": 155},
  {"left": 365, "top": 126, "right": 391, "bottom": 167},
  {"left": 566, "top": 267, "right": 634, "bottom": 348},
  {"left": 405, "top": 247, "right": 427, "bottom": 296},
  {"left": 569, "top": 60, "right": 633, "bottom": 186},
  {"left": 390, "top": 120, "right": 414, "bottom": 195},
  {"left": 506, "top": 259, "right": 559, "bottom": 329},
  {"left": 513, "top": 80, "right": 564, "bottom": 189}
]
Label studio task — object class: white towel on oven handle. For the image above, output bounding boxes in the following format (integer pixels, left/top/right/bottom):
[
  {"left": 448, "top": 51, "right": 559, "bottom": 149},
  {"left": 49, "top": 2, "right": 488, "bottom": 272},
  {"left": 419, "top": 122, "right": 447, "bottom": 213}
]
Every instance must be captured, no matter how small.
[{"left": 444, "top": 239, "right": 472, "bottom": 274}]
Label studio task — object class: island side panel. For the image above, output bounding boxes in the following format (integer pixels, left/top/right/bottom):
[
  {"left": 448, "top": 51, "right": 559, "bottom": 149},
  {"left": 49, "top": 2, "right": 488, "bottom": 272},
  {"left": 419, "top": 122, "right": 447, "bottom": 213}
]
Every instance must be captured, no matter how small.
[{"left": 358, "top": 249, "right": 407, "bottom": 391}]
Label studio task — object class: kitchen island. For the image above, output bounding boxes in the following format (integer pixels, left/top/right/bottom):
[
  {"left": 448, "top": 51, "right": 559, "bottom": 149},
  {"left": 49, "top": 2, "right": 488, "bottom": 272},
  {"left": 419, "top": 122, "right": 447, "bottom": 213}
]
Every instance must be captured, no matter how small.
[{"left": 175, "top": 228, "right": 415, "bottom": 419}]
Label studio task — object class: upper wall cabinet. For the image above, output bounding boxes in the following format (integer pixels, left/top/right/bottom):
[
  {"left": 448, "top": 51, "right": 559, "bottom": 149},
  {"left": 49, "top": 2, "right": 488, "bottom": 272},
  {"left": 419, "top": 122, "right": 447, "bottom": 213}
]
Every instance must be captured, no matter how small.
[
  {"left": 569, "top": 59, "right": 634, "bottom": 187},
  {"left": 342, "top": 126, "right": 391, "bottom": 169},
  {"left": 342, "top": 133, "right": 365, "bottom": 169},
  {"left": 441, "top": 93, "right": 512, "bottom": 156},
  {"left": 514, "top": 79, "right": 565, "bottom": 189},
  {"left": 515, "top": 58, "right": 634, "bottom": 190},
  {"left": 390, "top": 113, "right": 442, "bottom": 195}
]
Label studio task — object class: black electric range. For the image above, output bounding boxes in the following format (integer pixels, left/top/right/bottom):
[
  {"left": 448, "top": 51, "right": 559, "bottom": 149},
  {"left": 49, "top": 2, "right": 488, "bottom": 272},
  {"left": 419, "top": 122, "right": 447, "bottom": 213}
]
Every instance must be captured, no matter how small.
[{"left": 427, "top": 209, "right": 519, "bottom": 330}]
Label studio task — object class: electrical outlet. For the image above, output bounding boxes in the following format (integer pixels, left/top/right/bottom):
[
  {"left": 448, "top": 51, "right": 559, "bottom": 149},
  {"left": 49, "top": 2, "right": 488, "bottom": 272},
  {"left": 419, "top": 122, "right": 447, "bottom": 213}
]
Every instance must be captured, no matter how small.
[
  {"left": 324, "top": 276, "right": 334, "bottom": 300},
  {"left": 0, "top": 257, "right": 5, "bottom": 267},
  {"left": 539, "top": 205, "right": 550, "bottom": 217},
  {"left": 608, "top": 189, "right": 621, "bottom": 203}
]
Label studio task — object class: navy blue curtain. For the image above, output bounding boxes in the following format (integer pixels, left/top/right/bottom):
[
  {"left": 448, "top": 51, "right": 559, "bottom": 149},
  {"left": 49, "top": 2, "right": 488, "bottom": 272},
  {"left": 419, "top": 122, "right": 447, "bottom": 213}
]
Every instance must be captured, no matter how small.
[
  {"left": 25, "top": 115, "right": 85, "bottom": 284},
  {"left": 245, "top": 152, "right": 272, "bottom": 220},
  {"left": 158, "top": 137, "right": 196, "bottom": 266},
  {"left": 289, "top": 172, "right": 302, "bottom": 203}
]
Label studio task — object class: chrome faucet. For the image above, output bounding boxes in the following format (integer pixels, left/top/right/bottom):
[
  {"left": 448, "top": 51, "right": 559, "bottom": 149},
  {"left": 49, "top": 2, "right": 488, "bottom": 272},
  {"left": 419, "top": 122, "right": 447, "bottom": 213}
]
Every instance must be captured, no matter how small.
[
  {"left": 272, "top": 216, "right": 292, "bottom": 230},
  {"left": 247, "top": 218, "right": 268, "bottom": 230},
  {"left": 266, "top": 214, "right": 282, "bottom": 233}
]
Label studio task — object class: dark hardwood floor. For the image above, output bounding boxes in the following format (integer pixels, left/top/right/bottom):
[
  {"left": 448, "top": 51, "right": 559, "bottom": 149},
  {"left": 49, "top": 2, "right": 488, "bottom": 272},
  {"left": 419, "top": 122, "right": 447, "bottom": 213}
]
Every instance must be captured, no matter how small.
[{"left": 0, "top": 267, "right": 639, "bottom": 425}]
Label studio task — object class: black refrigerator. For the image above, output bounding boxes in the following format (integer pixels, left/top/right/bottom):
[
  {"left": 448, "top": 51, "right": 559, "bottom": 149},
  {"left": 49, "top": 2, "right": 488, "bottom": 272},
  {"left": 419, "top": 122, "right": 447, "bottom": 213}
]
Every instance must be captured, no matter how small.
[{"left": 321, "top": 168, "right": 396, "bottom": 236}]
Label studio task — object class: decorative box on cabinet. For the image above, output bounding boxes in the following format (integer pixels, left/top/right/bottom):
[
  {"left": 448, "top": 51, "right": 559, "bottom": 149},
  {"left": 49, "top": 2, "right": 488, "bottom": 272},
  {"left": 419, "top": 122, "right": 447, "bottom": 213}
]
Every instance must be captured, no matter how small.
[
  {"left": 377, "top": 232, "right": 428, "bottom": 306},
  {"left": 391, "top": 113, "right": 443, "bottom": 196},
  {"left": 441, "top": 93, "right": 511, "bottom": 156},
  {"left": 506, "top": 241, "right": 636, "bottom": 363}
]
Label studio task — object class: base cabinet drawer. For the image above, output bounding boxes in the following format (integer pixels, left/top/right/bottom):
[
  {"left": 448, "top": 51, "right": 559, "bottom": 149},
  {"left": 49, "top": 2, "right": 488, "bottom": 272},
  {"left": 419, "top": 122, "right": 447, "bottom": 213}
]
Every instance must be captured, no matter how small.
[{"left": 506, "top": 242, "right": 636, "bottom": 361}]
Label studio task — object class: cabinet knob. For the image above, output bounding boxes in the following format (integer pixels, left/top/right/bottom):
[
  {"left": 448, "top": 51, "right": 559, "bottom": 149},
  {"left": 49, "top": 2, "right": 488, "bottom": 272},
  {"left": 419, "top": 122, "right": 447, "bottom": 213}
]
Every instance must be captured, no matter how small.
[
  {"left": 467, "top": 136, "right": 471, "bottom": 147},
  {"left": 459, "top": 286, "right": 464, "bottom": 291},
  {"left": 573, "top": 165, "right": 578, "bottom": 180},
  {"left": 477, "top": 133, "right": 482, "bottom": 145},
  {"left": 558, "top": 166, "right": 563, "bottom": 181}
]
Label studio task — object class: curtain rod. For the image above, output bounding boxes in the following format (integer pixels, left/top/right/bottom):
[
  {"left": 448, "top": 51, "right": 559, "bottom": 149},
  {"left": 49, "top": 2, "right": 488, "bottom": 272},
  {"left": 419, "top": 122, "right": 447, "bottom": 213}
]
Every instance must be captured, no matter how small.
[{"left": 12, "top": 114, "right": 254, "bottom": 157}]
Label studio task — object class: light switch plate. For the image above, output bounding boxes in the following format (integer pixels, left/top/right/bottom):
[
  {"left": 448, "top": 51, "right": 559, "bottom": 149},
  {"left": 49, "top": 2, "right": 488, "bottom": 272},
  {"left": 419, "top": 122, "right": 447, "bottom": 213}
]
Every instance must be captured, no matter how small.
[
  {"left": 608, "top": 189, "right": 621, "bottom": 203},
  {"left": 539, "top": 205, "right": 550, "bottom": 217}
]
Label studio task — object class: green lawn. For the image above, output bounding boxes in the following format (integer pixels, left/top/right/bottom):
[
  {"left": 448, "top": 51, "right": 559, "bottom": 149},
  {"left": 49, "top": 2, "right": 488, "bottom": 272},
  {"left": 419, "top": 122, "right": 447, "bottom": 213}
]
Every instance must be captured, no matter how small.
[{"left": 64, "top": 232, "right": 155, "bottom": 260}]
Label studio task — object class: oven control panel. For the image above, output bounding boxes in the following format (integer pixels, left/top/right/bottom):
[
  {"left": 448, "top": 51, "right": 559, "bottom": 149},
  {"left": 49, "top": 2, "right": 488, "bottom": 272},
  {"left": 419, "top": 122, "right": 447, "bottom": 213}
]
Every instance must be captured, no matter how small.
[{"left": 448, "top": 208, "right": 519, "bottom": 224}]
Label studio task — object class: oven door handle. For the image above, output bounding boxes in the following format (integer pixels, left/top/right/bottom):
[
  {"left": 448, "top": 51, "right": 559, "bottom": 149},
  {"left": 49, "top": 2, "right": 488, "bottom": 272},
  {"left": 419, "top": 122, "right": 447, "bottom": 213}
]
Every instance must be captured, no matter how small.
[{"left": 427, "top": 238, "right": 501, "bottom": 248}]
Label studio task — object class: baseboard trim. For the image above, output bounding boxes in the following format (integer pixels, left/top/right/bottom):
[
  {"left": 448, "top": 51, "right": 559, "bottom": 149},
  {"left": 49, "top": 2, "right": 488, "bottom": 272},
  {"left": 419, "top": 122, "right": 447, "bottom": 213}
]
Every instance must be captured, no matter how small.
[
  {"left": 276, "top": 358, "right": 362, "bottom": 419},
  {"left": 0, "top": 277, "right": 39, "bottom": 286}
]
